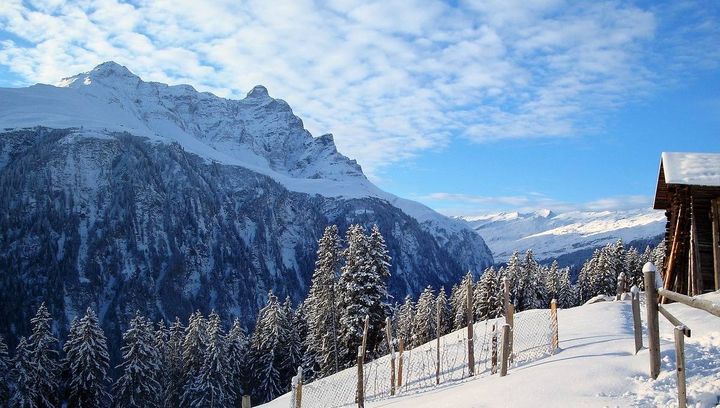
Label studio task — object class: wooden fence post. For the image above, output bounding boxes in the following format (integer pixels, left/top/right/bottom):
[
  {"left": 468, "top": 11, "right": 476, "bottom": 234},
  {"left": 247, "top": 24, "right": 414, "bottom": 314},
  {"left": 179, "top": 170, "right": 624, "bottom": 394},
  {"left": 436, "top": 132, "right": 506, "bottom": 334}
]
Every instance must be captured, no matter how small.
[
  {"left": 674, "top": 325, "right": 687, "bottom": 408},
  {"left": 356, "top": 346, "right": 364, "bottom": 408},
  {"left": 631, "top": 285, "right": 643, "bottom": 354},
  {"left": 435, "top": 303, "right": 441, "bottom": 385},
  {"left": 503, "top": 278, "right": 514, "bottom": 360},
  {"left": 616, "top": 272, "right": 627, "bottom": 300},
  {"left": 385, "top": 317, "right": 396, "bottom": 396},
  {"left": 361, "top": 315, "right": 369, "bottom": 356},
  {"left": 242, "top": 395, "right": 251, "bottom": 408},
  {"left": 466, "top": 278, "right": 475, "bottom": 376},
  {"left": 644, "top": 262, "right": 661, "bottom": 379},
  {"left": 500, "top": 323, "right": 510, "bottom": 377},
  {"left": 294, "top": 366, "right": 303, "bottom": 408},
  {"left": 397, "top": 338, "right": 404, "bottom": 389},
  {"left": 491, "top": 324, "right": 498, "bottom": 374},
  {"left": 550, "top": 299, "right": 559, "bottom": 350}
]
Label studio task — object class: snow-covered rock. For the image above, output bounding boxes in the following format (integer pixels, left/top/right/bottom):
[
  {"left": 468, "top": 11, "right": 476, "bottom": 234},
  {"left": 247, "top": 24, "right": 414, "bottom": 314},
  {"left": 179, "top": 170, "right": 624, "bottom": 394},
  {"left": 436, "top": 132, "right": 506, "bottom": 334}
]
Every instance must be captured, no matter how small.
[{"left": 461, "top": 209, "right": 665, "bottom": 264}]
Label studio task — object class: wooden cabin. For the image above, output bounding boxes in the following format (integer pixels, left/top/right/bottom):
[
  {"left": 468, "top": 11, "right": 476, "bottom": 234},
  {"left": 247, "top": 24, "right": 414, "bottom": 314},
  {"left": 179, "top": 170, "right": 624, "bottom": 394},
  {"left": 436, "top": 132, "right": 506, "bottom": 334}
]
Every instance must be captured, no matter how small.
[{"left": 653, "top": 152, "right": 720, "bottom": 296}]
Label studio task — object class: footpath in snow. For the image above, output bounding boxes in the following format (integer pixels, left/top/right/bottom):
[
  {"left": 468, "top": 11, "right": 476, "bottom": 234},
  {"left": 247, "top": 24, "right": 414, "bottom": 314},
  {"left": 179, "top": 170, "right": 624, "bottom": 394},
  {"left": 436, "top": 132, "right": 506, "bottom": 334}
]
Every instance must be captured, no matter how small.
[{"left": 262, "top": 292, "right": 720, "bottom": 408}]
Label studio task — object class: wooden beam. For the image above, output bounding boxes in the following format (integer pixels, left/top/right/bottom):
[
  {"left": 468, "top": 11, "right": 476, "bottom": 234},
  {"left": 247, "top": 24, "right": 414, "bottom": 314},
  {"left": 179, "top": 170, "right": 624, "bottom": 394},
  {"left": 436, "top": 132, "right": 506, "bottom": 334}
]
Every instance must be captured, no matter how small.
[
  {"left": 662, "top": 203, "right": 684, "bottom": 299},
  {"left": 711, "top": 198, "right": 720, "bottom": 291},
  {"left": 658, "top": 305, "right": 691, "bottom": 337},
  {"left": 658, "top": 288, "right": 720, "bottom": 318}
]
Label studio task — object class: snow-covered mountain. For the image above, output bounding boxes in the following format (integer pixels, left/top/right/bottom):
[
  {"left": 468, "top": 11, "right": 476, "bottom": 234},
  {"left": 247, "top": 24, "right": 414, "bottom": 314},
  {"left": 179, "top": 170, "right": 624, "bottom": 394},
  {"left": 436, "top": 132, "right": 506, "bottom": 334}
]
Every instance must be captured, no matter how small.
[
  {"left": 0, "top": 62, "right": 492, "bottom": 345},
  {"left": 461, "top": 209, "right": 665, "bottom": 264}
]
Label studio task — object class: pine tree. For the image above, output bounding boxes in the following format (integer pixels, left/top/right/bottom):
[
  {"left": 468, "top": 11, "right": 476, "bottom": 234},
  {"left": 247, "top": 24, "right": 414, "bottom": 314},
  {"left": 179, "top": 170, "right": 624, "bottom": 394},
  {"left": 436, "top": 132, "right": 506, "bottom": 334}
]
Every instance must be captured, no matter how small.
[
  {"left": 9, "top": 337, "right": 38, "bottom": 408},
  {"left": 451, "top": 272, "right": 473, "bottom": 330},
  {"left": 435, "top": 287, "right": 452, "bottom": 336},
  {"left": 249, "top": 292, "right": 286, "bottom": 403},
  {"left": 303, "top": 225, "right": 342, "bottom": 378},
  {"left": 113, "top": 313, "right": 162, "bottom": 408},
  {"left": 412, "top": 287, "right": 435, "bottom": 346},
  {"left": 225, "top": 318, "right": 248, "bottom": 404},
  {"left": 280, "top": 298, "right": 303, "bottom": 385},
  {"left": 0, "top": 334, "right": 10, "bottom": 406},
  {"left": 557, "top": 268, "right": 574, "bottom": 308},
  {"left": 337, "top": 224, "right": 390, "bottom": 365},
  {"left": 475, "top": 267, "right": 499, "bottom": 320},
  {"left": 545, "top": 261, "right": 560, "bottom": 302},
  {"left": 625, "top": 247, "right": 643, "bottom": 289},
  {"left": 652, "top": 241, "right": 666, "bottom": 272},
  {"left": 182, "top": 311, "right": 208, "bottom": 393},
  {"left": 504, "top": 251, "right": 522, "bottom": 308},
  {"left": 519, "top": 250, "right": 545, "bottom": 310},
  {"left": 183, "top": 311, "right": 231, "bottom": 408},
  {"left": 27, "top": 303, "right": 59, "bottom": 408},
  {"left": 395, "top": 296, "right": 415, "bottom": 347},
  {"left": 152, "top": 321, "right": 168, "bottom": 407},
  {"left": 164, "top": 318, "right": 185, "bottom": 408},
  {"left": 63, "top": 308, "right": 111, "bottom": 408}
]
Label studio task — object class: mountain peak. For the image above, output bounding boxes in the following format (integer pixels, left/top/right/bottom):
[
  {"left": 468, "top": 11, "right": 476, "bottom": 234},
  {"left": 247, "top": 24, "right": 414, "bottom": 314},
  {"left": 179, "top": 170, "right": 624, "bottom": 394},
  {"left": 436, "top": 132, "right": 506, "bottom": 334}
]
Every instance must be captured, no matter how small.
[
  {"left": 91, "top": 61, "right": 135, "bottom": 77},
  {"left": 246, "top": 85, "right": 270, "bottom": 99},
  {"left": 58, "top": 61, "right": 139, "bottom": 88}
]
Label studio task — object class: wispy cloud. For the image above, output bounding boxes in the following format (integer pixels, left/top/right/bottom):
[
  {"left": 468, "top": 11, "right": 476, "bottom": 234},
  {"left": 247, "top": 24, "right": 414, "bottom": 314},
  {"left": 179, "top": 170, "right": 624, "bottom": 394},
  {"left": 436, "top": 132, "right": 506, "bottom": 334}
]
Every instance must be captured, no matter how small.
[
  {"left": 0, "top": 0, "right": 717, "bottom": 176},
  {"left": 421, "top": 192, "right": 655, "bottom": 215}
]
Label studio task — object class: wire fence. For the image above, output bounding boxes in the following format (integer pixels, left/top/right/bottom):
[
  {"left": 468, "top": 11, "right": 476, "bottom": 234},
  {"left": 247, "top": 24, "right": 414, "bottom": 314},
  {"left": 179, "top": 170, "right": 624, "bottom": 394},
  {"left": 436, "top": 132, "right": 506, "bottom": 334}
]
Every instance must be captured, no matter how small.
[{"left": 297, "top": 307, "right": 557, "bottom": 408}]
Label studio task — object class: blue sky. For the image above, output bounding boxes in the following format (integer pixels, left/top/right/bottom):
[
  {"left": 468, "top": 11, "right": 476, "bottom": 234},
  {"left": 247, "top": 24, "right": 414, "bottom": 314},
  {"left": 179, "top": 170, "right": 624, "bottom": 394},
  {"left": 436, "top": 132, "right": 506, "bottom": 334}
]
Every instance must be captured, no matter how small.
[{"left": 1, "top": 0, "right": 718, "bottom": 215}]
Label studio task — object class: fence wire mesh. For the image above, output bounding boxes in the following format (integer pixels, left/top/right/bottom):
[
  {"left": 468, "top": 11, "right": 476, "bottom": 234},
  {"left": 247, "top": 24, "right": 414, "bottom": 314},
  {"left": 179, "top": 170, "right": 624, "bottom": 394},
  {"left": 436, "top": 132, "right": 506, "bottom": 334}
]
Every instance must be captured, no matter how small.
[{"left": 296, "top": 307, "right": 556, "bottom": 408}]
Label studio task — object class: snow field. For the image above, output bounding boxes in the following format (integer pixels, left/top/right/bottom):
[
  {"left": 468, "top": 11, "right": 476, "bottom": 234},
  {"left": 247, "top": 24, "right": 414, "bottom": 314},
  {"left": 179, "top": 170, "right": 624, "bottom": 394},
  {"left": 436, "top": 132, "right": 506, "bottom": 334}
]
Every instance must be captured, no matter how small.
[{"left": 263, "top": 292, "right": 720, "bottom": 408}]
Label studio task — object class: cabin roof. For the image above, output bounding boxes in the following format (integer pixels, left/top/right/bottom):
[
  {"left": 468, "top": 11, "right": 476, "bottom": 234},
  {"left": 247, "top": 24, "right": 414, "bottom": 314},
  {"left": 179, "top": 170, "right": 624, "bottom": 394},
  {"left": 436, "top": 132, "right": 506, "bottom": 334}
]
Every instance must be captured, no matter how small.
[{"left": 653, "top": 152, "right": 720, "bottom": 209}]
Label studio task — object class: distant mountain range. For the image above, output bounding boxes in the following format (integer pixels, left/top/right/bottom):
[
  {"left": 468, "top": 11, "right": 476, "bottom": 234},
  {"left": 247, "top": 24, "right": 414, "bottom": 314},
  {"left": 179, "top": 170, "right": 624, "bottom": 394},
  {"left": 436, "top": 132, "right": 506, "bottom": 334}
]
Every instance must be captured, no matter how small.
[
  {"left": 0, "top": 62, "right": 492, "bottom": 347},
  {"left": 460, "top": 209, "right": 665, "bottom": 266}
]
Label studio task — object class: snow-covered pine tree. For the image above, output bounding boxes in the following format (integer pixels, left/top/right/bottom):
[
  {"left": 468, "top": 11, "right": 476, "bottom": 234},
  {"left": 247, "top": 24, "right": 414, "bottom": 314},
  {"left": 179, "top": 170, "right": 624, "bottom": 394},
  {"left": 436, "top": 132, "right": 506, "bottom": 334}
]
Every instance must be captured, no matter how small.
[
  {"left": 303, "top": 225, "right": 342, "bottom": 379},
  {"left": 183, "top": 311, "right": 232, "bottom": 408},
  {"left": 0, "top": 334, "right": 10, "bottom": 406},
  {"left": 163, "top": 318, "right": 185, "bottom": 408},
  {"left": 545, "top": 261, "right": 560, "bottom": 302},
  {"left": 474, "top": 267, "right": 496, "bottom": 320},
  {"left": 280, "top": 297, "right": 303, "bottom": 386},
  {"left": 113, "top": 313, "right": 162, "bottom": 408},
  {"left": 225, "top": 318, "right": 248, "bottom": 403},
  {"left": 412, "top": 286, "right": 435, "bottom": 346},
  {"left": 435, "top": 287, "right": 452, "bottom": 336},
  {"left": 182, "top": 311, "right": 208, "bottom": 393},
  {"left": 577, "top": 250, "right": 599, "bottom": 302},
  {"left": 504, "top": 251, "right": 522, "bottom": 308},
  {"left": 9, "top": 337, "right": 38, "bottom": 408},
  {"left": 153, "top": 320, "right": 168, "bottom": 406},
  {"left": 249, "top": 292, "right": 286, "bottom": 403},
  {"left": 652, "top": 241, "right": 666, "bottom": 273},
  {"left": 63, "top": 308, "right": 111, "bottom": 408},
  {"left": 625, "top": 247, "right": 642, "bottom": 289},
  {"left": 519, "top": 250, "right": 546, "bottom": 310},
  {"left": 451, "top": 272, "right": 473, "bottom": 330},
  {"left": 27, "top": 302, "right": 59, "bottom": 408},
  {"left": 596, "top": 245, "right": 616, "bottom": 296},
  {"left": 337, "top": 224, "right": 390, "bottom": 364},
  {"left": 395, "top": 295, "right": 415, "bottom": 347},
  {"left": 557, "top": 268, "right": 574, "bottom": 308}
]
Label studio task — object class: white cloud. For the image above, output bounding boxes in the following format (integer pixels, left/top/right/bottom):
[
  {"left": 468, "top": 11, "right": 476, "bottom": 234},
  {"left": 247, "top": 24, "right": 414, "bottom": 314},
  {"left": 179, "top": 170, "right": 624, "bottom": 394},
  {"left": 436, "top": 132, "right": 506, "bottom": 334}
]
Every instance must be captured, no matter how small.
[{"left": 0, "top": 0, "right": 717, "bottom": 176}]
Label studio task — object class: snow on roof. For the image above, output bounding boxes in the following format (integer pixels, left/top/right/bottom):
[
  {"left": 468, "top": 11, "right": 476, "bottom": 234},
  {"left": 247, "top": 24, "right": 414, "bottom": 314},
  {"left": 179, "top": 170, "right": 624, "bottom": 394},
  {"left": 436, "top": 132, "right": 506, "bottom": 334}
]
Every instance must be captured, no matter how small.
[{"left": 662, "top": 152, "right": 720, "bottom": 186}]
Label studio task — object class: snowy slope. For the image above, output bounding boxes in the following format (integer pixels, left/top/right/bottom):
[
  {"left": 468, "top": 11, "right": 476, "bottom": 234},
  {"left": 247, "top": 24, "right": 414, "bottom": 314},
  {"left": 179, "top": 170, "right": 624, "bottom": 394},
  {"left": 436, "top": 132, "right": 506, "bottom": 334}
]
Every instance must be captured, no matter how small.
[
  {"left": 462, "top": 209, "right": 665, "bottom": 263},
  {"left": 262, "top": 291, "right": 720, "bottom": 408}
]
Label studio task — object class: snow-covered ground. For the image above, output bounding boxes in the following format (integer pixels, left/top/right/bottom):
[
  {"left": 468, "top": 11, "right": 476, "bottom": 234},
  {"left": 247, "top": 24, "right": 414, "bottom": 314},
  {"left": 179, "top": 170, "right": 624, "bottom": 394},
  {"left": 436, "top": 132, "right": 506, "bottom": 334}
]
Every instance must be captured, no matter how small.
[{"left": 263, "top": 291, "right": 720, "bottom": 407}]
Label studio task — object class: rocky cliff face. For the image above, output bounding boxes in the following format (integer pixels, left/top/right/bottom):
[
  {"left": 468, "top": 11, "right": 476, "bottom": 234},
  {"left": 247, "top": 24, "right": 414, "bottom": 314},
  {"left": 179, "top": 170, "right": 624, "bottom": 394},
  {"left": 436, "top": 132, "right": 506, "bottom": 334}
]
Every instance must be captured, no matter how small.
[{"left": 0, "top": 62, "right": 492, "bottom": 348}]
